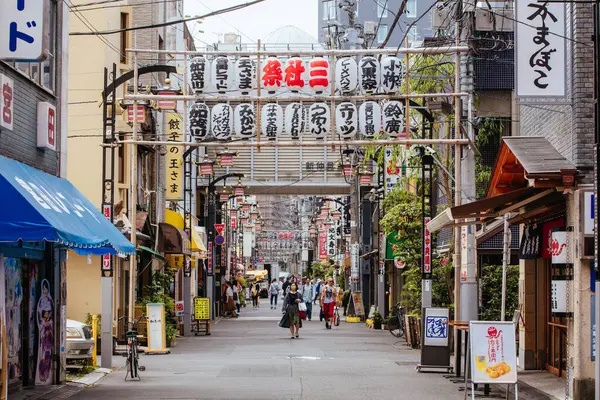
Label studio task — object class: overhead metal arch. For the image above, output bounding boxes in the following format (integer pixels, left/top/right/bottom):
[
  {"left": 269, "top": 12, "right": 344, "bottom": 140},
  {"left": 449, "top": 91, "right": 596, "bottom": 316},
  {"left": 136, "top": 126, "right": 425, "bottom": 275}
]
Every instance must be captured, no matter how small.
[{"left": 101, "top": 65, "right": 178, "bottom": 99}]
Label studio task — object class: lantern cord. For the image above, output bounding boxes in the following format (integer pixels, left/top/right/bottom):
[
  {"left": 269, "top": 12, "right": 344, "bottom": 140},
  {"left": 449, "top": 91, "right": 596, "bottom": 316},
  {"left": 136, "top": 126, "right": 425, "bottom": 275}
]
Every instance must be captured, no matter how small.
[{"left": 70, "top": 0, "right": 266, "bottom": 36}]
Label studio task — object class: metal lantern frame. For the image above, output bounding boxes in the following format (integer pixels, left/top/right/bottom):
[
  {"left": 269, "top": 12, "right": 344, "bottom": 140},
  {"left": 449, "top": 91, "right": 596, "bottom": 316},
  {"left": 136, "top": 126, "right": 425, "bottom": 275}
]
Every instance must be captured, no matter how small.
[
  {"left": 233, "top": 179, "right": 246, "bottom": 197},
  {"left": 216, "top": 149, "right": 238, "bottom": 167},
  {"left": 198, "top": 155, "right": 215, "bottom": 175}
]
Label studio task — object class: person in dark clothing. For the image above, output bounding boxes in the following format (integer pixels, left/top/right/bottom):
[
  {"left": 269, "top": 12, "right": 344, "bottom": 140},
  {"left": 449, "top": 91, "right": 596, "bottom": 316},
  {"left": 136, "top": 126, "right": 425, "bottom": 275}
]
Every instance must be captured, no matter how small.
[
  {"left": 284, "top": 283, "right": 303, "bottom": 339},
  {"left": 281, "top": 276, "right": 292, "bottom": 295}
]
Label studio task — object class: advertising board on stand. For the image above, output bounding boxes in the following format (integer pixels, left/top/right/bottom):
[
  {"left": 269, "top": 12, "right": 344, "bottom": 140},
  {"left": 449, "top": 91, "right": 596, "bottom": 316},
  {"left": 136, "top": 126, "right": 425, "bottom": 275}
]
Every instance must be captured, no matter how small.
[{"left": 469, "top": 321, "right": 518, "bottom": 398}]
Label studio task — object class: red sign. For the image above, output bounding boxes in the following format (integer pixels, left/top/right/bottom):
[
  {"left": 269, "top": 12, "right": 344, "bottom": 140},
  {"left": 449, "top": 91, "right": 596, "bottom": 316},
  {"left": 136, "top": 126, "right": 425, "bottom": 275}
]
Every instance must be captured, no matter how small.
[
  {"left": 127, "top": 105, "right": 146, "bottom": 123},
  {"left": 0, "top": 74, "right": 14, "bottom": 131},
  {"left": 102, "top": 204, "right": 112, "bottom": 272},
  {"left": 231, "top": 218, "right": 237, "bottom": 229},
  {"left": 37, "top": 102, "right": 56, "bottom": 151},
  {"left": 214, "top": 223, "right": 225, "bottom": 235},
  {"left": 319, "top": 230, "right": 327, "bottom": 260},
  {"left": 423, "top": 216, "right": 432, "bottom": 274},
  {"left": 542, "top": 218, "right": 564, "bottom": 258}
]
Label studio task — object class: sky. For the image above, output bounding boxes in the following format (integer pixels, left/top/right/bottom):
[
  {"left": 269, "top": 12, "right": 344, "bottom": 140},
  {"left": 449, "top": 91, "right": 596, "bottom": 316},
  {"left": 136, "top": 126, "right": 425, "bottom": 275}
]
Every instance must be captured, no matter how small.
[{"left": 184, "top": 0, "right": 318, "bottom": 47}]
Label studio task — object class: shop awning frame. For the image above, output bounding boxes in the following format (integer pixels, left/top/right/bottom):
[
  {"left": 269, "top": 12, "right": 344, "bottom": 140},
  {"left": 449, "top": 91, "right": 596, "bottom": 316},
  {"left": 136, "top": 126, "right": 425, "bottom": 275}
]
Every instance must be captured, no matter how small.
[
  {"left": 0, "top": 155, "right": 135, "bottom": 256},
  {"left": 137, "top": 245, "right": 166, "bottom": 262},
  {"left": 427, "top": 188, "right": 555, "bottom": 232},
  {"left": 157, "top": 223, "right": 191, "bottom": 255}
]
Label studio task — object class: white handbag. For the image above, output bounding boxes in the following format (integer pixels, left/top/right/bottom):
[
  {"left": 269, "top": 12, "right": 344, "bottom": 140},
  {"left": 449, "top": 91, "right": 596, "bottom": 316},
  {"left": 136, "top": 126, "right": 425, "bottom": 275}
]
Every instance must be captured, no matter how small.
[{"left": 298, "top": 302, "right": 307, "bottom": 312}]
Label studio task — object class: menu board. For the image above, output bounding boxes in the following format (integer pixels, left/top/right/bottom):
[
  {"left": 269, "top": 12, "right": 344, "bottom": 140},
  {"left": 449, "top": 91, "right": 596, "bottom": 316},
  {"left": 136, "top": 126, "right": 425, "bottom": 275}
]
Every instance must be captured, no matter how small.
[{"left": 469, "top": 321, "right": 517, "bottom": 384}]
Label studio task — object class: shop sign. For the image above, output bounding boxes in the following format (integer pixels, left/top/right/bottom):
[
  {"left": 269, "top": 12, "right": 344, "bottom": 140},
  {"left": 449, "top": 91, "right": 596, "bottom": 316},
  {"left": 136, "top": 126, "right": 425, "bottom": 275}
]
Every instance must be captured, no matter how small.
[
  {"left": 0, "top": 0, "right": 46, "bottom": 60},
  {"left": 189, "top": 56, "right": 207, "bottom": 94},
  {"left": 335, "top": 102, "right": 357, "bottom": 140},
  {"left": 165, "top": 113, "right": 183, "bottom": 201},
  {"left": 327, "top": 225, "right": 337, "bottom": 257},
  {"left": 284, "top": 103, "right": 306, "bottom": 140},
  {"left": 261, "top": 56, "right": 282, "bottom": 93},
  {"left": 380, "top": 56, "right": 403, "bottom": 93},
  {"left": 36, "top": 102, "right": 55, "bottom": 151},
  {"left": 194, "top": 297, "right": 210, "bottom": 320},
  {"left": 261, "top": 103, "right": 283, "bottom": 139},
  {"left": 359, "top": 56, "right": 380, "bottom": 94},
  {"left": 469, "top": 321, "right": 518, "bottom": 384},
  {"left": 309, "top": 103, "right": 330, "bottom": 139},
  {"left": 189, "top": 102, "right": 210, "bottom": 142},
  {"left": 207, "top": 242, "right": 213, "bottom": 275},
  {"left": 308, "top": 57, "right": 329, "bottom": 93},
  {"left": 551, "top": 278, "right": 568, "bottom": 314},
  {"left": 234, "top": 103, "right": 255, "bottom": 138},
  {"left": 0, "top": 74, "right": 14, "bottom": 130},
  {"left": 284, "top": 57, "right": 306, "bottom": 92},
  {"left": 231, "top": 217, "right": 236, "bottom": 229},
  {"left": 318, "top": 230, "right": 327, "bottom": 260},
  {"left": 384, "top": 147, "right": 400, "bottom": 193},
  {"left": 424, "top": 307, "right": 449, "bottom": 347},
  {"left": 175, "top": 300, "right": 184, "bottom": 316},
  {"left": 351, "top": 243, "right": 360, "bottom": 282},
  {"left": 518, "top": 225, "right": 542, "bottom": 259},
  {"left": 234, "top": 56, "right": 255, "bottom": 94},
  {"left": 584, "top": 191, "right": 594, "bottom": 236},
  {"left": 335, "top": 57, "right": 358, "bottom": 94},
  {"left": 101, "top": 204, "right": 112, "bottom": 273},
  {"left": 211, "top": 104, "right": 233, "bottom": 140},
  {"left": 423, "top": 217, "right": 431, "bottom": 274},
  {"left": 515, "top": 1, "right": 566, "bottom": 97},
  {"left": 542, "top": 219, "right": 564, "bottom": 258},
  {"left": 592, "top": 294, "right": 596, "bottom": 361},
  {"left": 551, "top": 231, "right": 569, "bottom": 264},
  {"left": 210, "top": 56, "right": 232, "bottom": 94},
  {"left": 184, "top": 257, "right": 191, "bottom": 277},
  {"left": 382, "top": 101, "right": 404, "bottom": 138}
]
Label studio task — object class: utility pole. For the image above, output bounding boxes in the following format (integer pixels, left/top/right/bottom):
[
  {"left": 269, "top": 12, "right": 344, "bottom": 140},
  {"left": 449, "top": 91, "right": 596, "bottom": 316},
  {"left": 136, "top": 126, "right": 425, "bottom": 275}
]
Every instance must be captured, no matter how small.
[{"left": 129, "top": 40, "right": 139, "bottom": 324}]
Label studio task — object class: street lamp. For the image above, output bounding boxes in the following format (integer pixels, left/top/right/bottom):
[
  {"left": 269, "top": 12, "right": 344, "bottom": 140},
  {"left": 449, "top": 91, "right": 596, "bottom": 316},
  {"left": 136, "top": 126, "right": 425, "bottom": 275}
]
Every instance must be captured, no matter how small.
[
  {"left": 331, "top": 210, "right": 342, "bottom": 221},
  {"left": 216, "top": 149, "right": 237, "bottom": 167},
  {"left": 358, "top": 169, "right": 374, "bottom": 185},
  {"left": 233, "top": 178, "right": 246, "bottom": 197},
  {"left": 198, "top": 155, "right": 215, "bottom": 176},
  {"left": 341, "top": 156, "right": 354, "bottom": 177}
]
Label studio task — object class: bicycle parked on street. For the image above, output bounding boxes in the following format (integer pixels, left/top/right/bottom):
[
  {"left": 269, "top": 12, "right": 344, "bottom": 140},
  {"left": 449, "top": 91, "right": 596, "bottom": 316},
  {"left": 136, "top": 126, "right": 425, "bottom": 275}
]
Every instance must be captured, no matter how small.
[
  {"left": 119, "top": 314, "right": 147, "bottom": 381},
  {"left": 388, "top": 303, "right": 405, "bottom": 338}
]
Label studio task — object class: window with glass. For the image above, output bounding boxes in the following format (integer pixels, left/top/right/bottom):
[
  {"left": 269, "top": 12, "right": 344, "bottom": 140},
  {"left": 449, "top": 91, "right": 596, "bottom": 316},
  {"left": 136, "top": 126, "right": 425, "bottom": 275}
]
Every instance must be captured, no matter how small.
[
  {"left": 377, "top": 1, "right": 388, "bottom": 19},
  {"left": 322, "top": 1, "right": 336, "bottom": 21},
  {"left": 408, "top": 27, "right": 419, "bottom": 43},
  {"left": 406, "top": 0, "right": 417, "bottom": 18},
  {"left": 377, "top": 25, "right": 388, "bottom": 44},
  {"left": 7, "top": 1, "right": 56, "bottom": 92}
]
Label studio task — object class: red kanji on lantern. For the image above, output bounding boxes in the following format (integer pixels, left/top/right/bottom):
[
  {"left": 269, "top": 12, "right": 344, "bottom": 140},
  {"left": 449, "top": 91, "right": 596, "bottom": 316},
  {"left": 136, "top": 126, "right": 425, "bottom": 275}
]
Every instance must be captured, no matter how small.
[
  {"left": 284, "top": 57, "right": 305, "bottom": 91},
  {"left": 262, "top": 57, "right": 283, "bottom": 92},
  {"left": 309, "top": 57, "right": 330, "bottom": 92}
]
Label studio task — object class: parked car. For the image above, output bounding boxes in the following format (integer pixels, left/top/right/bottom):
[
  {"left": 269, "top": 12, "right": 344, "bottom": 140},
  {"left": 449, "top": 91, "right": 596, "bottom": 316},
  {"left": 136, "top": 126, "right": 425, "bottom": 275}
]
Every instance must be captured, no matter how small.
[{"left": 66, "top": 319, "right": 94, "bottom": 362}]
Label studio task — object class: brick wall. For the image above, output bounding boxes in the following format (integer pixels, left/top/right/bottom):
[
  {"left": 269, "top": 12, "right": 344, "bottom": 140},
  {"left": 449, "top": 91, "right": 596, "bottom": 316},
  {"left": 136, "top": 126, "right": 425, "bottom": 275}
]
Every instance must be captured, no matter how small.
[
  {"left": 0, "top": 64, "right": 58, "bottom": 175},
  {"left": 129, "top": 0, "right": 166, "bottom": 88},
  {"left": 519, "top": 3, "right": 594, "bottom": 182}
]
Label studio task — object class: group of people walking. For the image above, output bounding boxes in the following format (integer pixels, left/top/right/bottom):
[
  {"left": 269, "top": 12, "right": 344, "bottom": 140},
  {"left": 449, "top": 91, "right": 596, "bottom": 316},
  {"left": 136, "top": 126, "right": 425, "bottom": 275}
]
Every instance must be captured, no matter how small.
[{"left": 279, "top": 276, "right": 339, "bottom": 338}]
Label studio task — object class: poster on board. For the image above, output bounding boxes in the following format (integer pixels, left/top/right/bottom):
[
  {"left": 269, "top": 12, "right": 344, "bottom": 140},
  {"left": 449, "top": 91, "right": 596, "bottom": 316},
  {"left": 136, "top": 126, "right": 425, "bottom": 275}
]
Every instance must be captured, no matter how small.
[
  {"left": 424, "top": 308, "right": 449, "bottom": 347},
  {"left": 351, "top": 291, "right": 365, "bottom": 317},
  {"left": 469, "top": 321, "right": 517, "bottom": 384}
]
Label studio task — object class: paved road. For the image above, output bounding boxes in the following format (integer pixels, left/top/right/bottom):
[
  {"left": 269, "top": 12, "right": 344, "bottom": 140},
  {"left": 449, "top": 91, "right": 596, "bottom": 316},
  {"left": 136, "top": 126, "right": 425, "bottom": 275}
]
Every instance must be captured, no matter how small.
[{"left": 69, "top": 302, "right": 471, "bottom": 400}]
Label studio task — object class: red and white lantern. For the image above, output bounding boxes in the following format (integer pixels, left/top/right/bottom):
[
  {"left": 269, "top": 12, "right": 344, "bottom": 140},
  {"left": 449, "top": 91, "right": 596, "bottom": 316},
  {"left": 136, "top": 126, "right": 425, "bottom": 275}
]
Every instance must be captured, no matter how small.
[
  {"left": 284, "top": 57, "right": 306, "bottom": 92},
  {"left": 261, "top": 56, "right": 283, "bottom": 93},
  {"left": 308, "top": 57, "right": 330, "bottom": 93}
]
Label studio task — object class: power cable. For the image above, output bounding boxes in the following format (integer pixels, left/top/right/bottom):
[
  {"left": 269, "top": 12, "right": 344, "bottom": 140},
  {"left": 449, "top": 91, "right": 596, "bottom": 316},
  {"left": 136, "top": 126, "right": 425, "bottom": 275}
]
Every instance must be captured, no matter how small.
[
  {"left": 73, "top": 0, "right": 180, "bottom": 12},
  {"left": 70, "top": 0, "right": 265, "bottom": 36},
  {"left": 369, "top": 0, "right": 389, "bottom": 48}
]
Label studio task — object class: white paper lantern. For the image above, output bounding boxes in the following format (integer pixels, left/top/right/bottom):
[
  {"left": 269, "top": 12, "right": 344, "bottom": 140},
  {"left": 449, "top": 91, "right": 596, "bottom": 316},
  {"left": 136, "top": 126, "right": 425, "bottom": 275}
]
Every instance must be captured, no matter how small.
[
  {"left": 189, "top": 56, "right": 208, "bottom": 94},
  {"left": 359, "top": 101, "right": 382, "bottom": 138},
  {"left": 235, "top": 56, "right": 256, "bottom": 95},
  {"left": 211, "top": 103, "right": 233, "bottom": 140},
  {"left": 308, "top": 56, "right": 330, "bottom": 93},
  {"left": 284, "top": 57, "right": 306, "bottom": 92},
  {"left": 285, "top": 103, "right": 306, "bottom": 140},
  {"left": 261, "top": 56, "right": 283, "bottom": 93},
  {"left": 210, "top": 56, "right": 232, "bottom": 94},
  {"left": 261, "top": 103, "right": 283, "bottom": 140},
  {"left": 189, "top": 102, "right": 210, "bottom": 142},
  {"left": 380, "top": 56, "right": 403, "bottom": 93},
  {"left": 309, "top": 103, "right": 330, "bottom": 140},
  {"left": 359, "top": 56, "right": 380, "bottom": 94},
  {"left": 335, "top": 57, "right": 358, "bottom": 94},
  {"left": 335, "top": 102, "right": 358, "bottom": 140},
  {"left": 382, "top": 101, "right": 404, "bottom": 138},
  {"left": 234, "top": 104, "right": 255, "bottom": 138}
]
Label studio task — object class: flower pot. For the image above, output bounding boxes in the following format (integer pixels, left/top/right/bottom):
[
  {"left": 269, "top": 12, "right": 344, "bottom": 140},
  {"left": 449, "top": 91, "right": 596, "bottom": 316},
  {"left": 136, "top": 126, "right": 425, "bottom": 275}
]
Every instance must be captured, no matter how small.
[{"left": 373, "top": 321, "right": 382, "bottom": 330}]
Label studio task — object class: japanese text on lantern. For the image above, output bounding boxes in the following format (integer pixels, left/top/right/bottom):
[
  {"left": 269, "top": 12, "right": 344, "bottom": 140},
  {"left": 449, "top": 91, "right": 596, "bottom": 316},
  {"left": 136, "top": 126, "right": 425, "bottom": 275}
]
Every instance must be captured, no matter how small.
[
  {"left": 165, "top": 113, "right": 183, "bottom": 200},
  {"left": 262, "top": 57, "right": 282, "bottom": 92}
]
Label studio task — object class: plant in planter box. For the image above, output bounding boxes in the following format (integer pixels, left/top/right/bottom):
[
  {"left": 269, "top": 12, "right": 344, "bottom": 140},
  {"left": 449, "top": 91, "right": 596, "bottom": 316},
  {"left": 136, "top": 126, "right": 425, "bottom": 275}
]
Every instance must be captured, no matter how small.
[
  {"left": 372, "top": 311, "right": 383, "bottom": 330},
  {"left": 166, "top": 323, "right": 178, "bottom": 347}
]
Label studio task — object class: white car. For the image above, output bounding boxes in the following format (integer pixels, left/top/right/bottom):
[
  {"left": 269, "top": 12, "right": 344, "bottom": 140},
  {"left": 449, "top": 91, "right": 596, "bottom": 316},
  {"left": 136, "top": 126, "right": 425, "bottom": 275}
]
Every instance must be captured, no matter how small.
[{"left": 66, "top": 319, "right": 94, "bottom": 362}]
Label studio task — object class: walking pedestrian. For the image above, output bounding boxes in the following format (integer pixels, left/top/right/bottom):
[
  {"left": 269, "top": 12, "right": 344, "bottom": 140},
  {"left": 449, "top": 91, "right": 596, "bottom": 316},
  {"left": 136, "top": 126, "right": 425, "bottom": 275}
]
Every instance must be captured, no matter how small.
[
  {"left": 282, "top": 276, "right": 292, "bottom": 295},
  {"left": 301, "top": 278, "right": 314, "bottom": 321},
  {"left": 225, "top": 281, "right": 237, "bottom": 318},
  {"left": 233, "top": 280, "right": 241, "bottom": 314},
  {"left": 313, "top": 278, "right": 322, "bottom": 305},
  {"left": 269, "top": 278, "right": 279, "bottom": 309},
  {"left": 284, "top": 283, "right": 303, "bottom": 339},
  {"left": 320, "top": 277, "right": 337, "bottom": 329},
  {"left": 251, "top": 282, "right": 260, "bottom": 309}
]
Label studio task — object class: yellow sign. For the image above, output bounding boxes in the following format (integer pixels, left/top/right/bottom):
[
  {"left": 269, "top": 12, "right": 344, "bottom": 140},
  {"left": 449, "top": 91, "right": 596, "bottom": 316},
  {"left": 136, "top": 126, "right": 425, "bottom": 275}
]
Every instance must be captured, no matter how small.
[
  {"left": 165, "top": 113, "right": 183, "bottom": 200},
  {"left": 194, "top": 297, "right": 210, "bottom": 320},
  {"left": 168, "top": 254, "right": 184, "bottom": 269}
]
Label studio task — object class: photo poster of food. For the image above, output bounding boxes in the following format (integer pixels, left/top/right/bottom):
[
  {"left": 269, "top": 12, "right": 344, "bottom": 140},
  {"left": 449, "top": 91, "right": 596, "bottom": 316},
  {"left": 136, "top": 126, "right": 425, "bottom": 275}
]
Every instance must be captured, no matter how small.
[{"left": 469, "top": 321, "right": 517, "bottom": 384}]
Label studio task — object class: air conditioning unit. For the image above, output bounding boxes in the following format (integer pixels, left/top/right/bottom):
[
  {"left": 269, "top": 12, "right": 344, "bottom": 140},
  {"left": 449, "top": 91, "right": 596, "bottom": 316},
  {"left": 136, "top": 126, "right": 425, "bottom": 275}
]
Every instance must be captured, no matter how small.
[
  {"left": 475, "top": 7, "right": 514, "bottom": 32},
  {"left": 432, "top": 3, "right": 454, "bottom": 30},
  {"left": 363, "top": 21, "right": 377, "bottom": 35}
]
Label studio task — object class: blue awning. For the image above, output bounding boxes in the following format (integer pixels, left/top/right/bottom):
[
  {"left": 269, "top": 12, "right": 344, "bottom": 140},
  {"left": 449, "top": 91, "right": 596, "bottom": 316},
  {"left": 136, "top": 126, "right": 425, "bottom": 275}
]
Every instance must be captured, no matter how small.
[{"left": 0, "top": 155, "right": 136, "bottom": 256}]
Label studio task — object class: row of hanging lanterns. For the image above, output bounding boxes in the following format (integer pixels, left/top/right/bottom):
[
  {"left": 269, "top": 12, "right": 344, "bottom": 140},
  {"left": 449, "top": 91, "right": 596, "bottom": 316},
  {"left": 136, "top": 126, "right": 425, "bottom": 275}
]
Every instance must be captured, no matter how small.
[
  {"left": 188, "top": 55, "right": 404, "bottom": 95},
  {"left": 189, "top": 100, "right": 406, "bottom": 141}
]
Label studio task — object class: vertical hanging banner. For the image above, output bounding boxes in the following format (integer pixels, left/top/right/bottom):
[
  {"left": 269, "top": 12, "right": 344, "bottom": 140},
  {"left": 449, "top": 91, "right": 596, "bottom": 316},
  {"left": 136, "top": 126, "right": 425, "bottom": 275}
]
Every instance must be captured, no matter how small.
[
  {"left": 327, "top": 225, "right": 337, "bottom": 258},
  {"left": 384, "top": 147, "right": 401, "bottom": 193},
  {"left": 423, "top": 217, "right": 432, "bottom": 274},
  {"left": 0, "top": 74, "right": 14, "bottom": 130},
  {"left": 101, "top": 205, "right": 113, "bottom": 276},
  {"left": 319, "top": 230, "right": 328, "bottom": 260},
  {"left": 515, "top": 1, "right": 566, "bottom": 97},
  {"left": 165, "top": 113, "right": 183, "bottom": 201}
]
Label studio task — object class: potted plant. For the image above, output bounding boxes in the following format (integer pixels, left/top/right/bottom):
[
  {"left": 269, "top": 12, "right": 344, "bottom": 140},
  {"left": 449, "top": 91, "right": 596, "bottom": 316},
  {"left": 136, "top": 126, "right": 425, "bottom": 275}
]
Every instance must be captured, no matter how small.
[
  {"left": 166, "top": 323, "right": 178, "bottom": 347},
  {"left": 372, "top": 311, "right": 383, "bottom": 330}
]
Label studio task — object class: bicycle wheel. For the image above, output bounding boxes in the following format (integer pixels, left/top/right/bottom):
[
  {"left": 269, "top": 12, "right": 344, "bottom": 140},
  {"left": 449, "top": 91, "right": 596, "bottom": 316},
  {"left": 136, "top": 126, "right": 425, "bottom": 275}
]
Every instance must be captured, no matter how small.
[
  {"left": 128, "top": 348, "right": 135, "bottom": 379},
  {"left": 388, "top": 315, "right": 402, "bottom": 338}
]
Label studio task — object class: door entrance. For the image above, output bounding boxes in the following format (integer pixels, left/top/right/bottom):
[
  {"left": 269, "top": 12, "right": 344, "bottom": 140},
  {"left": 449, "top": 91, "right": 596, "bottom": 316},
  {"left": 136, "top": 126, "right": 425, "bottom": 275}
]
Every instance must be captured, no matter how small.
[{"left": 546, "top": 263, "right": 569, "bottom": 378}]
